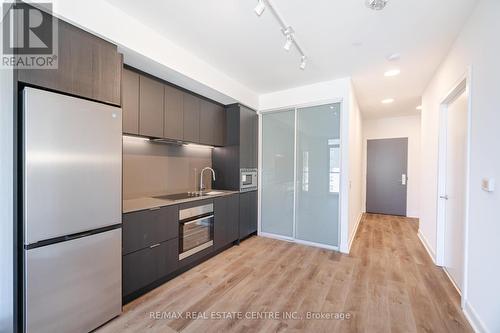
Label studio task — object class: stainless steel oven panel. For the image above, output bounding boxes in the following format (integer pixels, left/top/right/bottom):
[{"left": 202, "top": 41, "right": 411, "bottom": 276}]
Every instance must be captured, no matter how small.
[
  {"left": 179, "top": 241, "right": 213, "bottom": 260},
  {"left": 179, "top": 204, "right": 213, "bottom": 221}
]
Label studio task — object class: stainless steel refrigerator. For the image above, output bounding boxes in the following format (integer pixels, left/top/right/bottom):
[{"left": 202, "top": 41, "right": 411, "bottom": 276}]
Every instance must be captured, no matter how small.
[{"left": 23, "top": 87, "right": 122, "bottom": 333}]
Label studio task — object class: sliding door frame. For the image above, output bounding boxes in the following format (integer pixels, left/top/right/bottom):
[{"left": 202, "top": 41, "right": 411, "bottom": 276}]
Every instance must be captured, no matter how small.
[{"left": 258, "top": 98, "right": 344, "bottom": 251}]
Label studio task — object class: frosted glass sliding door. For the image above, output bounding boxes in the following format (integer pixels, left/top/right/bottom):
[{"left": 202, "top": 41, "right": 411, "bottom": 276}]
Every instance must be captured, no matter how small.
[
  {"left": 260, "top": 103, "right": 341, "bottom": 248},
  {"left": 261, "top": 110, "right": 295, "bottom": 237},
  {"left": 295, "top": 103, "right": 341, "bottom": 246}
]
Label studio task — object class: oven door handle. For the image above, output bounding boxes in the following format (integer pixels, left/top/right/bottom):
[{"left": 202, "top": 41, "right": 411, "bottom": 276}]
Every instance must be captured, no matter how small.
[{"left": 181, "top": 214, "right": 214, "bottom": 226}]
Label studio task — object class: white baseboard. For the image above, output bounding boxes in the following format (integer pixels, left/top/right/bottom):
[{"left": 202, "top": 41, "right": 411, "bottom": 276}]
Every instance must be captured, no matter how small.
[
  {"left": 443, "top": 266, "right": 462, "bottom": 296},
  {"left": 417, "top": 231, "right": 489, "bottom": 333},
  {"left": 417, "top": 229, "right": 437, "bottom": 264},
  {"left": 348, "top": 213, "right": 363, "bottom": 253},
  {"left": 464, "top": 301, "right": 489, "bottom": 333}
]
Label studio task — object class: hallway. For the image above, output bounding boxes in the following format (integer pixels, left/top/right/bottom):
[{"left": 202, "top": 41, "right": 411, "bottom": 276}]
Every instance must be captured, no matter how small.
[
  {"left": 98, "top": 214, "right": 472, "bottom": 332},
  {"left": 348, "top": 214, "right": 471, "bottom": 332}
]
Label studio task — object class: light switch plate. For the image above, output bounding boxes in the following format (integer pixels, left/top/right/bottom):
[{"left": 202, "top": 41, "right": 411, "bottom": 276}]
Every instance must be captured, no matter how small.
[{"left": 481, "top": 178, "right": 495, "bottom": 192}]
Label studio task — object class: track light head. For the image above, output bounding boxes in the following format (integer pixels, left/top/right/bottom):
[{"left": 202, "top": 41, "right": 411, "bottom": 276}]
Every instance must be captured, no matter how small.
[
  {"left": 365, "top": 0, "right": 389, "bottom": 10},
  {"left": 300, "top": 56, "right": 307, "bottom": 70},
  {"left": 281, "top": 26, "right": 294, "bottom": 51},
  {"left": 284, "top": 34, "right": 293, "bottom": 51},
  {"left": 254, "top": 0, "right": 266, "bottom": 16}
]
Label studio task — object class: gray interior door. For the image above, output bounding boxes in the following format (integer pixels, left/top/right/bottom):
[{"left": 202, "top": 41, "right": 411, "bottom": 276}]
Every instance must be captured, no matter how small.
[{"left": 366, "top": 138, "right": 408, "bottom": 216}]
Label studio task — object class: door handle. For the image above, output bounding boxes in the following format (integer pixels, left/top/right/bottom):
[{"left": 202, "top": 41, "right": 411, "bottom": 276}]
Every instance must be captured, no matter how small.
[
  {"left": 440, "top": 195, "right": 449, "bottom": 200},
  {"left": 149, "top": 243, "right": 161, "bottom": 249}
]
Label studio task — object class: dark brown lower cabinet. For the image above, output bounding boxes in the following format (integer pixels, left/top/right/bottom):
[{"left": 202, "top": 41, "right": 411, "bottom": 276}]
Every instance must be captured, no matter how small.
[
  {"left": 214, "top": 194, "right": 239, "bottom": 250},
  {"left": 123, "top": 195, "right": 241, "bottom": 301},
  {"left": 122, "top": 206, "right": 178, "bottom": 255},
  {"left": 122, "top": 238, "right": 178, "bottom": 297},
  {"left": 239, "top": 191, "right": 258, "bottom": 239}
]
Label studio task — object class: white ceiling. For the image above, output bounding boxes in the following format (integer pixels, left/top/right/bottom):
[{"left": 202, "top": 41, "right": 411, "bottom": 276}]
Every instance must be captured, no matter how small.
[{"left": 105, "top": 0, "right": 477, "bottom": 118}]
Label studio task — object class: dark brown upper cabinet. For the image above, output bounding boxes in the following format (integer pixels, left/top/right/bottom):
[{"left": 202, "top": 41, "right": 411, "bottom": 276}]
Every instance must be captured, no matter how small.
[
  {"left": 122, "top": 68, "right": 140, "bottom": 135},
  {"left": 182, "top": 93, "right": 201, "bottom": 143},
  {"left": 200, "top": 100, "right": 225, "bottom": 146},
  {"left": 17, "top": 17, "right": 122, "bottom": 106},
  {"left": 239, "top": 105, "right": 258, "bottom": 168},
  {"left": 120, "top": 66, "right": 226, "bottom": 145},
  {"left": 164, "top": 85, "right": 184, "bottom": 140},
  {"left": 139, "top": 75, "right": 164, "bottom": 138},
  {"left": 213, "top": 104, "right": 258, "bottom": 190}
]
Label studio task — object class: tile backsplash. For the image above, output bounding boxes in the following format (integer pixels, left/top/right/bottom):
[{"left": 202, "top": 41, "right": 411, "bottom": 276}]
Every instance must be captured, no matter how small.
[{"left": 123, "top": 136, "right": 212, "bottom": 199}]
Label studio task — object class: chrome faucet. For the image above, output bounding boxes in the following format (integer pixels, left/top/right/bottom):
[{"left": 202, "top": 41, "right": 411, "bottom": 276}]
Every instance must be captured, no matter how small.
[{"left": 199, "top": 167, "right": 216, "bottom": 192}]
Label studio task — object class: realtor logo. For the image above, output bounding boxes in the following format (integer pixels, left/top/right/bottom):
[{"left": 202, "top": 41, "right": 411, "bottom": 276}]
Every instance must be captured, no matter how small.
[{"left": 1, "top": 2, "right": 58, "bottom": 68}]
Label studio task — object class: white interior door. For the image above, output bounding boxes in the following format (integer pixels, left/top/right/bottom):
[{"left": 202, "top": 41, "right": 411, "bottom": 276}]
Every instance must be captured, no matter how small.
[{"left": 443, "top": 91, "right": 468, "bottom": 292}]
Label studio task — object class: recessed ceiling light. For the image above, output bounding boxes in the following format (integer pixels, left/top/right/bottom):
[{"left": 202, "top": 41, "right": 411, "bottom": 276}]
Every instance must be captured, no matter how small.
[
  {"left": 386, "top": 53, "right": 401, "bottom": 62},
  {"left": 384, "top": 69, "right": 400, "bottom": 77},
  {"left": 416, "top": 105, "right": 422, "bottom": 110},
  {"left": 381, "top": 98, "right": 394, "bottom": 104}
]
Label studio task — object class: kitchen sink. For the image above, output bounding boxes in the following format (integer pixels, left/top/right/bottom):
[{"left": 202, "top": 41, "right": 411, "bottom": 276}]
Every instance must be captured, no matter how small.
[{"left": 153, "top": 191, "right": 224, "bottom": 201}]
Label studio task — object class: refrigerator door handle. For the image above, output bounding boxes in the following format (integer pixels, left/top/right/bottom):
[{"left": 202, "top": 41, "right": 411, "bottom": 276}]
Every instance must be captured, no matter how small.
[{"left": 64, "top": 232, "right": 93, "bottom": 242}]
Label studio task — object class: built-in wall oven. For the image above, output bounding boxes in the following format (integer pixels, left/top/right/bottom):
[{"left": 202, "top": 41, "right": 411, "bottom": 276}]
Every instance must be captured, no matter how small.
[
  {"left": 240, "top": 168, "right": 258, "bottom": 192},
  {"left": 179, "top": 203, "right": 214, "bottom": 260}
]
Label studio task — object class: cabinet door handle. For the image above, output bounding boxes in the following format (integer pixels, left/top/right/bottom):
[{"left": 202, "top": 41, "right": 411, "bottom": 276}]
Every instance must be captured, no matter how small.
[
  {"left": 149, "top": 243, "right": 161, "bottom": 249},
  {"left": 182, "top": 215, "right": 214, "bottom": 226},
  {"left": 149, "top": 207, "right": 161, "bottom": 211}
]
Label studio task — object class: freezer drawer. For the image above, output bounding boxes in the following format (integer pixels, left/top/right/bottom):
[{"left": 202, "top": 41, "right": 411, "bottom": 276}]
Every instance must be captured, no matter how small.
[
  {"left": 24, "top": 228, "right": 122, "bottom": 333},
  {"left": 23, "top": 87, "right": 122, "bottom": 245}
]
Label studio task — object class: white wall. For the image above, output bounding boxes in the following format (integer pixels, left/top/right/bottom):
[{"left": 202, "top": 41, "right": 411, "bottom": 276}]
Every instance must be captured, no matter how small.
[
  {"left": 259, "top": 77, "right": 363, "bottom": 254},
  {"left": 420, "top": 1, "right": 500, "bottom": 331},
  {"left": 259, "top": 78, "right": 351, "bottom": 111},
  {"left": 347, "top": 85, "right": 364, "bottom": 251},
  {"left": 362, "top": 115, "right": 421, "bottom": 218}
]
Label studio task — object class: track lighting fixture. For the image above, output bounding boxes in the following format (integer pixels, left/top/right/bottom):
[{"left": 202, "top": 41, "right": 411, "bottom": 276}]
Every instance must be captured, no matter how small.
[
  {"left": 365, "top": 0, "right": 389, "bottom": 10},
  {"left": 254, "top": 0, "right": 266, "bottom": 16},
  {"left": 284, "top": 34, "right": 293, "bottom": 51},
  {"left": 254, "top": 0, "right": 308, "bottom": 70},
  {"left": 300, "top": 56, "right": 307, "bottom": 70}
]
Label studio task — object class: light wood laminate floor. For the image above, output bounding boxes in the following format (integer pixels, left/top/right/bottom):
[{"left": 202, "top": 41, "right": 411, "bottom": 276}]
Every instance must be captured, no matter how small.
[{"left": 98, "top": 214, "right": 472, "bottom": 332}]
